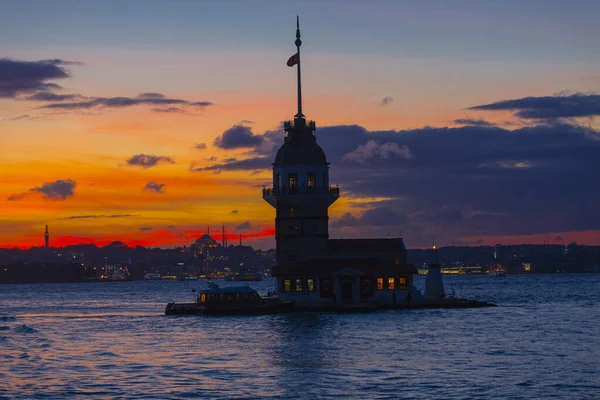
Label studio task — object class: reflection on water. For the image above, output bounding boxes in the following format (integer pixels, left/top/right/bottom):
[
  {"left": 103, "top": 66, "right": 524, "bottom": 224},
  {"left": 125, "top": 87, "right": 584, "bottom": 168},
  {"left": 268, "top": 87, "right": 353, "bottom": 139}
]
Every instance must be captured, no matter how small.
[{"left": 1, "top": 275, "right": 599, "bottom": 399}]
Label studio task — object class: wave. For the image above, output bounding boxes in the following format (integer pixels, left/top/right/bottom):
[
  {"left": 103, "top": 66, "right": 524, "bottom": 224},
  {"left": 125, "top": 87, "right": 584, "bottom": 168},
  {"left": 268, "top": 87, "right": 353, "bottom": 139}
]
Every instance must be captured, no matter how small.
[{"left": 14, "top": 325, "right": 38, "bottom": 334}]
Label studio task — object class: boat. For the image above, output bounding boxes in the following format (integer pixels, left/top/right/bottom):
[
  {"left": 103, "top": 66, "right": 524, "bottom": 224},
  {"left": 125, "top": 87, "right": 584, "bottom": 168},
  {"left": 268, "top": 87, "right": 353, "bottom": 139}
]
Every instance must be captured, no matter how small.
[
  {"left": 165, "top": 282, "right": 293, "bottom": 315},
  {"left": 143, "top": 273, "right": 161, "bottom": 280}
]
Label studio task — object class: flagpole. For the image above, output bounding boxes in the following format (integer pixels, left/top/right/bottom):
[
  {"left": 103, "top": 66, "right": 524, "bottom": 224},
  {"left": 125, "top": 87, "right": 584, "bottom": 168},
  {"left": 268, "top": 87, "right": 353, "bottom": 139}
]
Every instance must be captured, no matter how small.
[{"left": 295, "top": 15, "right": 304, "bottom": 118}]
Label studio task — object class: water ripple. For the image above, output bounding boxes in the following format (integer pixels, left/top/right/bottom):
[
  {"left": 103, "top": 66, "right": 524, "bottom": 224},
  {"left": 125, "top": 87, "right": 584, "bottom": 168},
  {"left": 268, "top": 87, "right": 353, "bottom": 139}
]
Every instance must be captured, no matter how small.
[{"left": 0, "top": 275, "right": 599, "bottom": 399}]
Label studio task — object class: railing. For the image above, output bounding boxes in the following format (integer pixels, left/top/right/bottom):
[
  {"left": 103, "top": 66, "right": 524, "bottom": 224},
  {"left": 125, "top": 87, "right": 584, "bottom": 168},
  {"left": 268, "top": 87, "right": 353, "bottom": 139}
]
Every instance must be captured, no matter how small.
[
  {"left": 263, "top": 185, "right": 339, "bottom": 197},
  {"left": 283, "top": 120, "right": 316, "bottom": 131}
]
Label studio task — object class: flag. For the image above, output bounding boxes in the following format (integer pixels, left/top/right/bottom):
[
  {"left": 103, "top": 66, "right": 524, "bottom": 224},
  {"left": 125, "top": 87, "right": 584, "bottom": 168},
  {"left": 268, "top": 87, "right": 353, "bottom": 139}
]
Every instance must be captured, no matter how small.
[{"left": 287, "top": 53, "right": 299, "bottom": 67}]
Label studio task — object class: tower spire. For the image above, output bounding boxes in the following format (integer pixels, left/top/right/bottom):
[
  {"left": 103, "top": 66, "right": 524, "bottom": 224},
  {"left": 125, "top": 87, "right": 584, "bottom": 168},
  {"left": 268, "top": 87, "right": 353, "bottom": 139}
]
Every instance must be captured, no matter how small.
[{"left": 295, "top": 15, "right": 304, "bottom": 119}]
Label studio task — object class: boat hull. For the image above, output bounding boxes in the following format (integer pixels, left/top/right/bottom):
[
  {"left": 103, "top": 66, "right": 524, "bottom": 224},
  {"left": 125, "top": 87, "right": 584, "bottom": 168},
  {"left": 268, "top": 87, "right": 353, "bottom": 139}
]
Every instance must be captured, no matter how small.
[{"left": 165, "top": 301, "right": 294, "bottom": 315}]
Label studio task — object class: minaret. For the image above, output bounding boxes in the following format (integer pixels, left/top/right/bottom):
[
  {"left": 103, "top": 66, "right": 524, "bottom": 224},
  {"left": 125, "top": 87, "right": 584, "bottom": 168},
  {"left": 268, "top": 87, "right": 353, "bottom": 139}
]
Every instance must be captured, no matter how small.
[
  {"left": 222, "top": 225, "right": 225, "bottom": 248},
  {"left": 262, "top": 16, "right": 339, "bottom": 264},
  {"left": 44, "top": 224, "right": 49, "bottom": 249},
  {"left": 425, "top": 238, "right": 445, "bottom": 298},
  {"left": 239, "top": 233, "right": 243, "bottom": 246}
]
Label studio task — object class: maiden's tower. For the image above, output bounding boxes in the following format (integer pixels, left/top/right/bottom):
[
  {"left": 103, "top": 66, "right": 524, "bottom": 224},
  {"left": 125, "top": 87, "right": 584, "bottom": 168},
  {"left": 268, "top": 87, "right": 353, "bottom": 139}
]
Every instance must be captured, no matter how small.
[{"left": 262, "top": 18, "right": 419, "bottom": 309}]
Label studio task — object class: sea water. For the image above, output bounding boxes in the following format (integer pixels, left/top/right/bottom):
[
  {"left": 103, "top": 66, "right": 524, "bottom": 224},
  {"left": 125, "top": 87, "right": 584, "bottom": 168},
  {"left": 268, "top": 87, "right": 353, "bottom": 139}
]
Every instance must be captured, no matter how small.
[{"left": 1, "top": 274, "right": 599, "bottom": 399}]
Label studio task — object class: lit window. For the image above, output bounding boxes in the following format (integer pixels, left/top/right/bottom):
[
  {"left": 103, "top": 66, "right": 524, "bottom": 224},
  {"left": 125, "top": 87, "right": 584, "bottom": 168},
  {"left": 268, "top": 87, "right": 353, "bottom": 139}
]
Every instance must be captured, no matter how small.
[
  {"left": 200, "top": 294, "right": 206, "bottom": 303},
  {"left": 288, "top": 174, "right": 298, "bottom": 191},
  {"left": 308, "top": 173, "right": 316, "bottom": 188},
  {"left": 394, "top": 257, "right": 400, "bottom": 265},
  {"left": 295, "top": 279, "right": 302, "bottom": 292},
  {"left": 290, "top": 207, "right": 295, "bottom": 217},
  {"left": 398, "top": 277, "right": 407, "bottom": 290},
  {"left": 376, "top": 277, "right": 383, "bottom": 290},
  {"left": 307, "top": 278, "right": 315, "bottom": 292},
  {"left": 388, "top": 277, "right": 395, "bottom": 290},
  {"left": 284, "top": 280, "right": 291, "bottom": 292}
]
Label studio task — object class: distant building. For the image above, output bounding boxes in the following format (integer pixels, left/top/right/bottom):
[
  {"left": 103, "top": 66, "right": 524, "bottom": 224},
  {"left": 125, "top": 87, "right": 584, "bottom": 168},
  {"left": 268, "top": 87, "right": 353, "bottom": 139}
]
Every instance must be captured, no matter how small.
[
  {"left": 191, "top": 233, "right": 219, "bottom": 258},
  {"left": 44, "top": 224, "right": 49, "bottom": 249},
  {"left": 263, "top": 19, "right": 418, "bottom": 308}
]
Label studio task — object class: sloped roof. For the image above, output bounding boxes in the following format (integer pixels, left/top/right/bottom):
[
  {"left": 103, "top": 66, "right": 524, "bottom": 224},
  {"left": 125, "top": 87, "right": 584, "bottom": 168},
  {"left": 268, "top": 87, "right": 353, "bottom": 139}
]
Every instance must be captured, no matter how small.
[
  {"left": 328, "top": 238, "right": 406, "bottom": 253},
  {"left": 272, "top": 257, "right": 416, "bottom": 277}
]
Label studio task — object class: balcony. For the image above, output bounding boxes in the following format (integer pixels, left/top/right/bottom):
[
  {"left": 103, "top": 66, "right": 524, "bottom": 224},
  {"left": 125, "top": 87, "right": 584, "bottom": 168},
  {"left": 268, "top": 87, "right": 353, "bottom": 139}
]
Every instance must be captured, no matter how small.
[{"left": 262, "top": 185, "right": 340, "bottom": 198}]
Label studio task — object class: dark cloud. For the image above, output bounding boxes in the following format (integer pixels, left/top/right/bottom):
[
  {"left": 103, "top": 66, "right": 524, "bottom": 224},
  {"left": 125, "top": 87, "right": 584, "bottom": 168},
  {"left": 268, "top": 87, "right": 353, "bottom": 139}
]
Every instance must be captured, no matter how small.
[
  {"left": 190, "top": 156, "right": 270, "bottom": 172},
  {"left": 230, "top": 210, "right": 239, "bottom": 215},
  {"left": 194, "top": 143, "right": 207, "bottom": 150},
  {"left": 140, "top": 226, "right": 154, "bottom": 231},
  {"left": 39, "top": 93, "right": 214, "bottom": 112},
  {"left": 468, "top": 93, "right": 600, "bottom": 119},
  {"left": 207, "top": 118, "right": 600, "bottom": 245},
  {"left": 235, "top": 221, "right": 253, "bottom": 231},
  {"left": 126, "top": 154, "right": 175, "bottom": 168},
  {"left": 25, "top": 92, "right": 83, "bottom": 101},
  {"left": 8, "top": 179, "right": 77, "bottom": 201},
  {"left": 213, "top": 124, "right": 263, "bottom": 149},
  {"left": 0, "top": 58, "right": 75, "bottom": 98},
  {"left": 138, "top": 92, "right": 166, "bottom": 99},
  {"left": 190, "top": 101, "right": 214, "bottom": 108},
  {"left": 342, "top": 140, "right": 412, "bottom": 163},
  {"left": 380, "top": 96, "right": 394, "bottom": 106},
  {"left": 152, "top": 107, "right": 184, "bottom": 113},
  {"left": 332, "top": 207, "right": 408, "bottom": 228},
  {"left": 143, "top": 181, "right": 165, "bottom": 193},
  {"left": 31, "top": 179, "right": 76, "bottom": 200},
  {"left": 454, "top": 118, "right": 496, "bottom": 127},
  {"left": 553, "top": 235, "right": 564, "bottom": 241},
  {"left": 3, "top": 114, "right": 42, "bottom": 121},
  {"left": 39, "top": 59, "right": 84, "bottom": 66},
  {"left": 7, "top": 193, "right": 27, "bottom": 201},
  {"left": 58, "top": 214, "right": 137, "bottom": 220}
]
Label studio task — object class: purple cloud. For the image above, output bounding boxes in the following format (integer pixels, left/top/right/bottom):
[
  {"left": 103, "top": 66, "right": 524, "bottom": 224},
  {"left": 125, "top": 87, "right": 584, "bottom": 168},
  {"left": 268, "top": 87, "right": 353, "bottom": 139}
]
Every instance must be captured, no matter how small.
[
  {"left": 8, "top": 179, "right": 76, "bottom": 201},
  {"left": 126, "top": 154, "right": 174, "bottom": 168},
  {"left": 144, "top": 181, "right": 166, "bottom": 193}
]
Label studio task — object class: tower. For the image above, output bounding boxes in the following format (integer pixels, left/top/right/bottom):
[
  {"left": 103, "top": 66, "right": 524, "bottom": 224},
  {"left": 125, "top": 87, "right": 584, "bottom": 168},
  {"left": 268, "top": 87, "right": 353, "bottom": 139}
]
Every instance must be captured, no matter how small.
[
  {"left": 425, "top": 239, "right": 445, "bottom": 298},
  {"left": 222, "top": 225, "right": 225, "bottom": 248},
  {"left": 44, "top": 224, "right": 49, "bottom": 249},
  {"left": 262, "top": 16, "right": 339, "bottom": 264}
]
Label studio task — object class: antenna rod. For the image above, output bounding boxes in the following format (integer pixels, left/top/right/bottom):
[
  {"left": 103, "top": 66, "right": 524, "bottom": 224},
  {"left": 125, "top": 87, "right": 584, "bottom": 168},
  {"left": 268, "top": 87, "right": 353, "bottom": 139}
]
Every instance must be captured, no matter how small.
[{"left": 295, "top": 15, "right": 304, "bottom": 118}]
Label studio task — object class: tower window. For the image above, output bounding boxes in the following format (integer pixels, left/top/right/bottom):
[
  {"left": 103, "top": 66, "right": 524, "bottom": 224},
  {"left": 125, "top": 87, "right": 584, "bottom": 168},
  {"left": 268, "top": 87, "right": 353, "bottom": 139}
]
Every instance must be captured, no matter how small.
[
  {"left": 398, "top": 276, "right": 407, "bottom": 290},
  {"left": 295, "top": 279, "right": 302, "bottom": 292},
  {"left": 376, "top": 277, "right": 383, "bottom": 290},
  {"left": 283, "top": 280, "right": 291, "bottom": 292},
  {"left": 275, "top": 174, "right": 281, "bottom": 188},
  {"left": 308, "top": 173, "right": 316, "bottom": 188},
  {"left": 290, "top": 207, "right": 295, "bottom": 217},
  {"left": 288, "top": 173, "right": 298, "bottom": 193},
  {"left": 388, "top": 277, "right": 395, "bottom": 290}
]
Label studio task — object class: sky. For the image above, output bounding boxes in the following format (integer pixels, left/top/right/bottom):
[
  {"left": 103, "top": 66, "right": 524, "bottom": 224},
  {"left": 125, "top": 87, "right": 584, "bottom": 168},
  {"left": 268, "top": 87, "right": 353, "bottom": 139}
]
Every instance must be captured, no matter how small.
[{"left": 1, "top": 0, "right": 600, "bottom": 249}]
